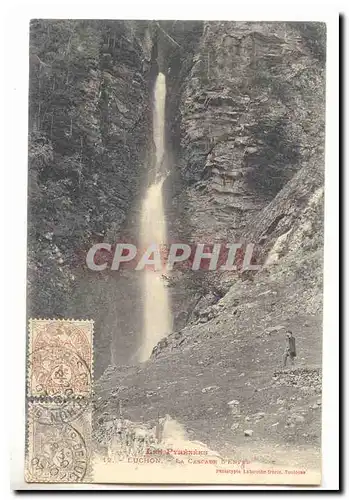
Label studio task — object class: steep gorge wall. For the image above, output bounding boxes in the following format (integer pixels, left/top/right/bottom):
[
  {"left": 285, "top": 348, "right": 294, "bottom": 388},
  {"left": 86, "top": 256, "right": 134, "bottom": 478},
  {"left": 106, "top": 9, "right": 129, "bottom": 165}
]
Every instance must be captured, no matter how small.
[
  {"left": 163, "top": 21, "right": 325, "bottom": 327},
  {"left": 27, "top": 20, "right": 153, "bottom": 373}
]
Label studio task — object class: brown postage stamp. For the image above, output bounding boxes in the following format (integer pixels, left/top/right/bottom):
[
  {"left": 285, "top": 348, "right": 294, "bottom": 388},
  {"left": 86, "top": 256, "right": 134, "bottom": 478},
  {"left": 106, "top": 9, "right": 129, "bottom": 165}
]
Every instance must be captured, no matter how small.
[{"left": 27, "top": 319, "right": 93, "bottom": 398}]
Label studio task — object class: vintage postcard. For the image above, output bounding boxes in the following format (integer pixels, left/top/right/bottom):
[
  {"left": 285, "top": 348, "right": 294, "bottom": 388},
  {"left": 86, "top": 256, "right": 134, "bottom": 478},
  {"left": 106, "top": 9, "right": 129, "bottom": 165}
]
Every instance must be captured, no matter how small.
[{"left": 24, "top": 19, "right": 326, "bottom": 486}]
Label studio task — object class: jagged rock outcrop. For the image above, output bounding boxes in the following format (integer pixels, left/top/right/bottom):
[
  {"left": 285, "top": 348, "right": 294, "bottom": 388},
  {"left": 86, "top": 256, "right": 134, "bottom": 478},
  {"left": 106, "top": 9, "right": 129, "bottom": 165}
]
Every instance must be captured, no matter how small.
[{"left": 172, "top": 21, "right": 325, "bottom": 240}]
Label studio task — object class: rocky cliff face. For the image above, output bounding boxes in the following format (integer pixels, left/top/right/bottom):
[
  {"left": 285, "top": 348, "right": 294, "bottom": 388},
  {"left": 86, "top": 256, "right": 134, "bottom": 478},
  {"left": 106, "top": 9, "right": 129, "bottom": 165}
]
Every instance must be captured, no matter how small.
[
  {"left": 171, "top": 22, "right": 325, "bottom": 238},
  {"left": 164, "top": 21, "right": 325, "bottom": 328}
]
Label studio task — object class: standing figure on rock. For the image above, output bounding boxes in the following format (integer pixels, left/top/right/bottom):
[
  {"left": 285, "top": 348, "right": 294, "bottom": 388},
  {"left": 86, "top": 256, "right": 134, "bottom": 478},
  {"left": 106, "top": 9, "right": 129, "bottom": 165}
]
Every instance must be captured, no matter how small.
[{"left": 283, "top": 330, "right": 296, "bottom": 367}]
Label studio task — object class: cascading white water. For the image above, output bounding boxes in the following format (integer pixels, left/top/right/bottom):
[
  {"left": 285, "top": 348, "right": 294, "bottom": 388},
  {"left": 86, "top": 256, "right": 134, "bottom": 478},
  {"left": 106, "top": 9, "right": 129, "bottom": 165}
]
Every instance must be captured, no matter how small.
[{"left": 138, "top": 72, "right": 172, "bottom": 362}]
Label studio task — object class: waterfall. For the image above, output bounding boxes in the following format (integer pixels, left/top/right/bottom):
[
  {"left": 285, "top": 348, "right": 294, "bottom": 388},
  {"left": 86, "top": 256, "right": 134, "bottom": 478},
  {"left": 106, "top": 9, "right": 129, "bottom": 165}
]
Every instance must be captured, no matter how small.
[{"left": 138, "top": 72, "right": 172, "bottom": 362}]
